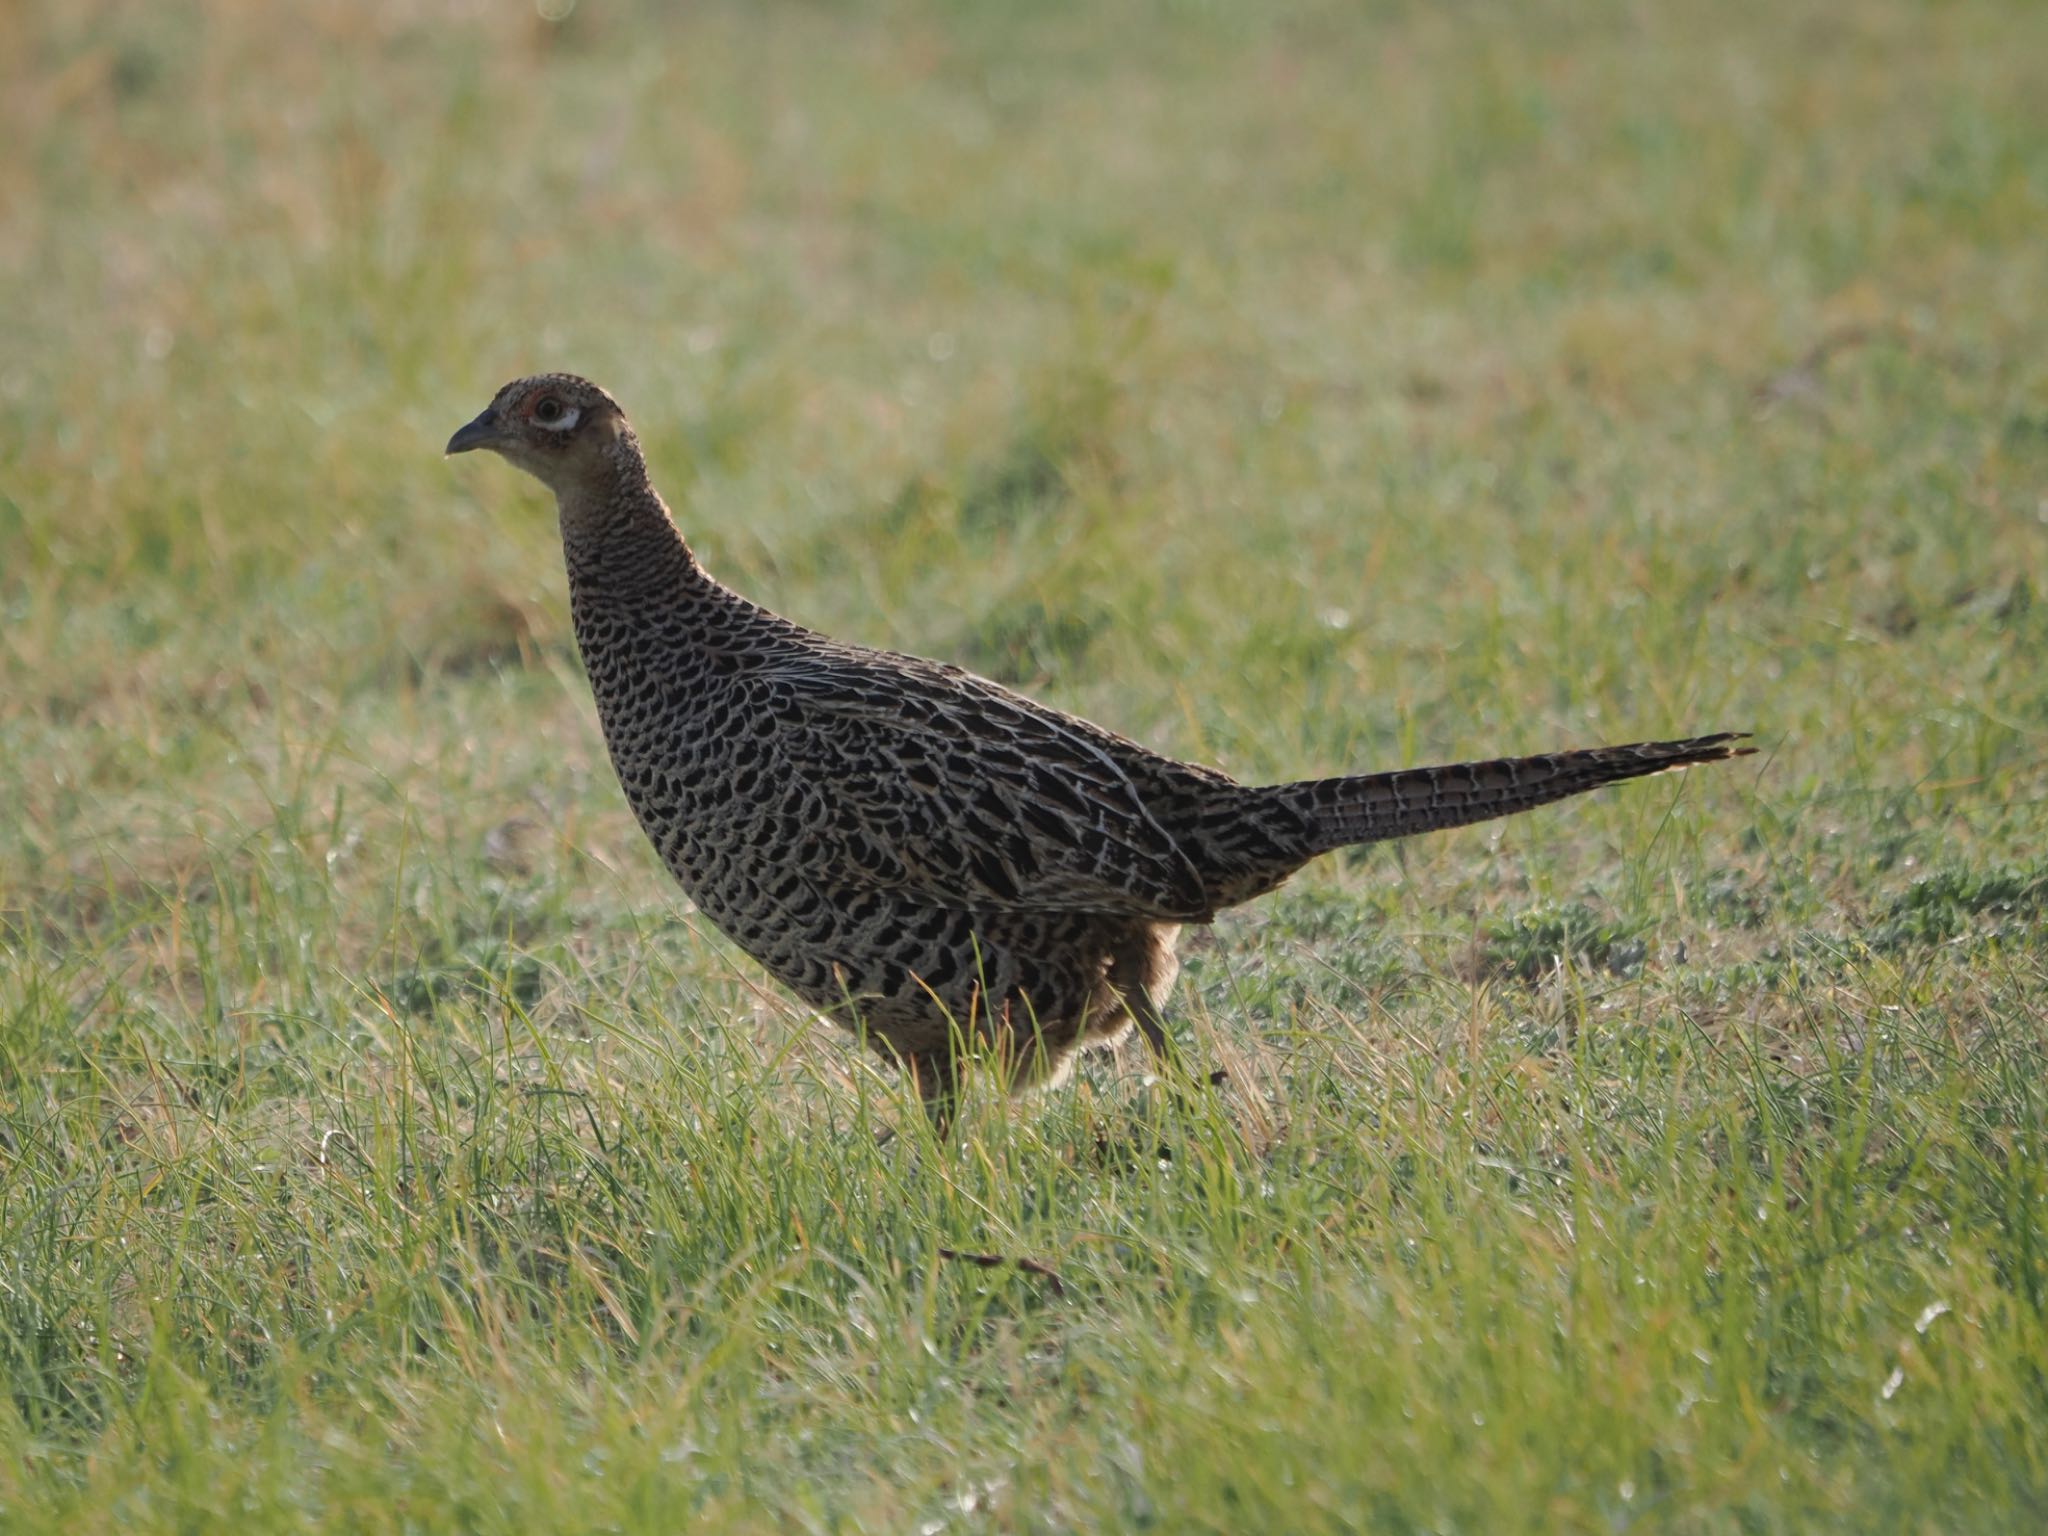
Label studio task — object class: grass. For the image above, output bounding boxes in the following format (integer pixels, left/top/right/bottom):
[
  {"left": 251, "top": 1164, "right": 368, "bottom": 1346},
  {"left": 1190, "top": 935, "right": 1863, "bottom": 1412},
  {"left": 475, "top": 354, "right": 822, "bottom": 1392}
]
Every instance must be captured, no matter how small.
[{"left": 4, "top": 0, "right": 2047, "bottom": 1528}]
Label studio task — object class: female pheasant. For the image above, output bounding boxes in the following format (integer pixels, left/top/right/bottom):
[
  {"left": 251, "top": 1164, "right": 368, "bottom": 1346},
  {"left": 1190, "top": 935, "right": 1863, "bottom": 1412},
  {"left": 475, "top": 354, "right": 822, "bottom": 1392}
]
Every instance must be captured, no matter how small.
[{"left": 448, "top": 373, "right": 1749, "bottom": 1130}]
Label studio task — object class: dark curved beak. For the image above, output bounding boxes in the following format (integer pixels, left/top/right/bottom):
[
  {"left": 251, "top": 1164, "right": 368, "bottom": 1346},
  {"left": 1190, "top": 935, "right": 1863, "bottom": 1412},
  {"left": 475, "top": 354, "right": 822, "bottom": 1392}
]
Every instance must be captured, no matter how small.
[{"left": 445, "top": 408, "right": 502, "bottom": 456}]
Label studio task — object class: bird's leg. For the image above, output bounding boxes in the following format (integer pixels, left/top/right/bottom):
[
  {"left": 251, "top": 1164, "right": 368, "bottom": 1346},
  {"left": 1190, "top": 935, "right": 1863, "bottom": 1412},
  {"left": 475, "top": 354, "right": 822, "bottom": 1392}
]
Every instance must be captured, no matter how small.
[
  {"left": 1114, "top": 943, "right": 1228, "bottom": 1093},
  {"left": 1129, "top": 990, "right": 1225, "bottom": 1087},
  {"left": 906, "top": 1049, "right": 962, "bottom": 1141},
  {"left": 1129, "top": 987, "right": 1175, "bottom": 1064}
]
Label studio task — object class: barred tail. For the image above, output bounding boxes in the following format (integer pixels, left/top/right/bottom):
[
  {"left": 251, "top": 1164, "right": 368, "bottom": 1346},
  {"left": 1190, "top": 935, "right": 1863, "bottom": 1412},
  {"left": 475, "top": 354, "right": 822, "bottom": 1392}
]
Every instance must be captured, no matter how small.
[{"left": 1278, "top": 733, "right": 1753, "bottom": 855}]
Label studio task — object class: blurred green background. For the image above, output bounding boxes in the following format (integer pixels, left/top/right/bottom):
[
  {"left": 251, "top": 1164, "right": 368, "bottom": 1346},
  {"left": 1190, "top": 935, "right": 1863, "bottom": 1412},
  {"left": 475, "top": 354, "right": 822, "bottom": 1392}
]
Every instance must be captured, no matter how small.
[{"left": 3, "top": 1, "right": 2046, "bottom": 1530}]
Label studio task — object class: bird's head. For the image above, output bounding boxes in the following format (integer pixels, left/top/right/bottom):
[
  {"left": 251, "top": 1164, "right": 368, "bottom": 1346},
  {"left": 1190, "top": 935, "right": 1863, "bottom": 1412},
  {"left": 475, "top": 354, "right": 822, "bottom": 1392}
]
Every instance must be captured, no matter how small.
[{"left": 445, "top": 373, "right": 642, "bottom": 496}]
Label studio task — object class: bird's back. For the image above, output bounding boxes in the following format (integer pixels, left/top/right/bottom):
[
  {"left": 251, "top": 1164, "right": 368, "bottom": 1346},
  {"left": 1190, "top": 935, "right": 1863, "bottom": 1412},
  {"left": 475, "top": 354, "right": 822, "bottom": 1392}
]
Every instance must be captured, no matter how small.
[{"left": 565, "top": 548, "right": 1265, "bottom": 920}]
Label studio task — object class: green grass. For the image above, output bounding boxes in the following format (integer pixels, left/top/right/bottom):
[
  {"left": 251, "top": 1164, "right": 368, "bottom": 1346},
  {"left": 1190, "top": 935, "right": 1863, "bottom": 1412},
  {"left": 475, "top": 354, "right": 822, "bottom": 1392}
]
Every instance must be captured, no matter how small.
[{"left": 4, "top": 0, "right": 2047, "bottom": 1529}]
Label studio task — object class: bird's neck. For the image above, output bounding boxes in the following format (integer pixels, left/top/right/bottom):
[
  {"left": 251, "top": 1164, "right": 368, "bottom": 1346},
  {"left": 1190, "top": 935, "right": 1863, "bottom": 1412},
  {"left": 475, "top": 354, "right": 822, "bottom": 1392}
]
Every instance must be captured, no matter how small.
[
  {"left": 556, "top": 476, "right": 748, "bottom": 763},
  {"left": 556, "top": 478, "right": 706, "bottom": 600}
]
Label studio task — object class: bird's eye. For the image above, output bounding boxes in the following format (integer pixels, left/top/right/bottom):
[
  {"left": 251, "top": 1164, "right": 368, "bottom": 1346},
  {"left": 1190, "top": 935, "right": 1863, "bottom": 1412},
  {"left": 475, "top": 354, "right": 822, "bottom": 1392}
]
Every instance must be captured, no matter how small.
[{"left": 530, "top": 395, "right": 580, "bottom": 432}]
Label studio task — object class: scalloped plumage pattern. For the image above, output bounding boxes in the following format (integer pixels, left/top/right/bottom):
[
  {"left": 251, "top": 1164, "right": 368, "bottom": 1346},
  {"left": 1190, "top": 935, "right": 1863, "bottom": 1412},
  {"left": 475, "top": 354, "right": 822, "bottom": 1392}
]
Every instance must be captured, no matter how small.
[{"left": 452, "top": 374, "right": 1752, "bottom": 1126}]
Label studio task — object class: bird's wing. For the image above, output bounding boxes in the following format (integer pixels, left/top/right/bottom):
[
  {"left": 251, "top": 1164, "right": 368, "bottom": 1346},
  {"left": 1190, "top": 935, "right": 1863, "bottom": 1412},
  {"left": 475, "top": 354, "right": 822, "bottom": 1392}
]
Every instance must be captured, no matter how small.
[{"left": 756, "top": 658, "right": 1215, "bottom": 920}]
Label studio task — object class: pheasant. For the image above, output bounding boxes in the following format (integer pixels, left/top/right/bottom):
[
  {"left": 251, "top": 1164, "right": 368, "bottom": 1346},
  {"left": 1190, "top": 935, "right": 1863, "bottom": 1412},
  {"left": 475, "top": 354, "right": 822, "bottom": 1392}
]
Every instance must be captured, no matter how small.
[{"left": 447, "top": 373, "right": 1750, "bottom": 1131}]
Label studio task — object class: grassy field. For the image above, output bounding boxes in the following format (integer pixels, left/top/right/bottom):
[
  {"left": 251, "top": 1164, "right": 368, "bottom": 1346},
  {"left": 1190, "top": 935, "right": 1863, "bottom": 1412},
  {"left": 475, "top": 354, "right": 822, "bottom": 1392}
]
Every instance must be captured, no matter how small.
[{"left": 5, "top": 0, "right": 2047, "bottom": 1529}]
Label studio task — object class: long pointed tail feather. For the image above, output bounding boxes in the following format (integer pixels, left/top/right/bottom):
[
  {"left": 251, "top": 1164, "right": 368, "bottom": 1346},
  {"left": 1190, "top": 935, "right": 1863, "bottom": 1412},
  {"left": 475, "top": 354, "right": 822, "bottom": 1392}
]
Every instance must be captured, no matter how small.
[{"left": 1280, "top": 733, "right": 1754, "bottom": 855}]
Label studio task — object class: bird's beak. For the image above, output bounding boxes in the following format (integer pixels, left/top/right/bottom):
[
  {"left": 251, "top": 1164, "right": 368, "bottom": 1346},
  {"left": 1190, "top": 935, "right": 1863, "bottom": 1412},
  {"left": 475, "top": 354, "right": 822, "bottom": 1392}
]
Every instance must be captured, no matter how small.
[{"left": 444, "top": 409, "right": 502, "bottom": 456}]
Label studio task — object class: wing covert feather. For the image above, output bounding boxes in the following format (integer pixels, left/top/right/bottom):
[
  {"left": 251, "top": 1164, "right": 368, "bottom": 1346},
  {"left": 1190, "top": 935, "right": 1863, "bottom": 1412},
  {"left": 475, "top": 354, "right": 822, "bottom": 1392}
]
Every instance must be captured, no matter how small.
[{"left": 760, "top": 662, "right": 1213, "bottom": 919}]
